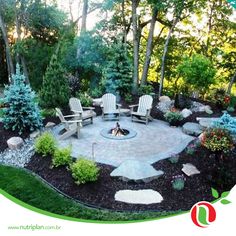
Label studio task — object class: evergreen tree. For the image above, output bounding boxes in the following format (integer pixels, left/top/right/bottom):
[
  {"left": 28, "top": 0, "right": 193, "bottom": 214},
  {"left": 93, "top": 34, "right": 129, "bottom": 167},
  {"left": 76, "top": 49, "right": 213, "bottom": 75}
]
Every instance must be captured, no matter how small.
[
  {"left": 40, "top": 54, "right": 70, "bottom": 108},
  {"left": 103, "top": 42, "right": 132, "bottom": 97},
  {"left": 3, "top": 64, "right": 42, "bottom": 134}
]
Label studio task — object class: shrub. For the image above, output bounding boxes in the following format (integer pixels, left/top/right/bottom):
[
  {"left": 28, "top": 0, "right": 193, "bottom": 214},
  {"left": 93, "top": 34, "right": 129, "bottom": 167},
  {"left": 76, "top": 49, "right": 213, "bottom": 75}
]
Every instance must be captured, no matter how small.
[
  {"left": 35, "top": 132, "right": 56, "bottom": 156},
  {"left": 172, "top": 175, "right": 186, "bottom": 191},
  {"left": 52, "top": 147, "right": 72, "bottom": 167},
  {"left": 164, "top": 111, "right": 183, "bottom": 125},
  {"left": 125, "top": 94, "right": 132, "bottom": 103},
  {"left": 138, "top": 85, "right": 153, "bottom": 96},
  {"left": 177, "top": 54, "right": 216, "bottom": 96},
  {"left": 200, "top": 128, "right": 234, "bottom": 153},
  {"left": 2, "top": 64, "right": 42, "bottom": 134},
  {"left": 213, "top": 88, "right": 230, "bottom": 109},
  {"left": 212, "top": 112, "right": 236, "bottom": 135},
  {"left": 41, "top": 109, "right": 56, "bottom": 118},
  {"left": 40, "top": 54, "right": 70, "bottom": 109},
  {"left": 70, "top": 158, "right": 99, "bottom": 185},
  {"left": 76, "top": 92, "right": 92, "bottom": 107}
]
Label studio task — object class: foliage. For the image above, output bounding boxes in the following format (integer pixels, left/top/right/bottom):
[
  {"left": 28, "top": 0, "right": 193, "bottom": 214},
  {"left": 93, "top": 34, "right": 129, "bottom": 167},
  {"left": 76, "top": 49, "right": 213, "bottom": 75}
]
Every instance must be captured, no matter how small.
[
  {"left": 52, "top": 147, "right": 72, "bottom": 168},
  {"left": 138, "top": 85, "right": 154, "bottom": 96},
  {"left": 103, "top": 42, "right": 132, "bottom": 97},
  {"left": 212, "top": 112, "right": 236, "bottom": 135},
  {"left": 0, "top": 165, "right": 177, "bottom": 221},
  {"left": 125, "top": 94, "right": 133, "bottom": 103},
  {"left": 201, "top": 127, "right": 234, "bottom": 152},
  {"left": 67, "top": 74, "right": 80, "bottom": 97},
  {"left": 171, "top": 175, "right": 186, "bottom": 191},
  {"left": 164, "top": 111, "right": 183, "bottom": 124},
  {"left": 2, "top": 64, "right": 42, "bottom": 134},
  {"left": 35, "top": 132, "right": 56, "bottom": 157},
  {"left": 41, "top": 109, "right": 56, "bottom": 118},
  {"left": 177, "top": 54, "right": 216, "bottom": 95},
  {"left": 76, "top": 92, "right": 92, "bottom": 107},
  {"left": 70, "top": 158, "right": 99, "bottom": 185},
  {"left": 212, "top": 88, "right": 231, "bottom": 109},
  {"left": 90, "top": 86, "right": 104, "bottom": 98},
  {"left": 40, "top": 54, "right": 70, "bottom": 109},
  {"left": 168, "top": 154, "right": 179, "bottom": 164}
]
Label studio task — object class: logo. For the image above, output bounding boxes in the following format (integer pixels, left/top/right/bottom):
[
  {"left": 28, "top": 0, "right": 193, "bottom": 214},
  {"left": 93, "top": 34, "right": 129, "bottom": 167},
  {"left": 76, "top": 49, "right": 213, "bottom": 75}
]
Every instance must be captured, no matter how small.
[
  {"left": 228, "top": 0, "right": 236, "bottom": 9},
  {"left": 190, "top": 201, "right": 216, "bottom": 228}
]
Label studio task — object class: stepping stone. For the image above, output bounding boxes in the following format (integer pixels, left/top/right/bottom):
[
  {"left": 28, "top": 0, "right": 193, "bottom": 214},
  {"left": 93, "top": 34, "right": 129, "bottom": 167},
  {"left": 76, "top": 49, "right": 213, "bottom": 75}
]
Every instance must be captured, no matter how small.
[
  {"left": 110, "top": 160, "right": 164, "bottom": 183},
  {"left": 182, "top": 163, "right": 200, "bottom": 176},
  {"left": 182, "top": 122, "right": 202, "bottom": 136},
  {"left": 7, "top": 137, "right": 24, "bottom": 150},
  {"left": 196, "top": 117, "right": 220, "bottom": 129},
  {"left": 115, "top": 189, "right": 163, "bottom": 205}
]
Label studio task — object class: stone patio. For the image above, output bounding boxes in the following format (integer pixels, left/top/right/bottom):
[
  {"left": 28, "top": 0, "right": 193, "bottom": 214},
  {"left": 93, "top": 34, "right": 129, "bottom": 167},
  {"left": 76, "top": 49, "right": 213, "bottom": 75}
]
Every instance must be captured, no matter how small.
[{"left": 52, "top": 117, "right": 194, "bottom": 167}]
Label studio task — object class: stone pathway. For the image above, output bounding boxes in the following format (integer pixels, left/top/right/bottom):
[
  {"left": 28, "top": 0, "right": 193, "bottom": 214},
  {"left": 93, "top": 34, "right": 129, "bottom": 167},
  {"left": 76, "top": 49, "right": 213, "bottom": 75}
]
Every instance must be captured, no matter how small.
[
  {"left": 110, "top": 160, "right": 164, "bottom": 182},
  {"left": 53, "top": 117, "right": 194, "bottom": 167},
  {"left": 115, "top": 189, "right": 163, "bottom": 204}
]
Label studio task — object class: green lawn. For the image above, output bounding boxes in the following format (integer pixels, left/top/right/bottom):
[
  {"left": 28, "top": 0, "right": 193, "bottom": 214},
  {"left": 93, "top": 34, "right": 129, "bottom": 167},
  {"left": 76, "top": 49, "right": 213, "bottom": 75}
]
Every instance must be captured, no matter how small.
[{"left": 0, "top": 165, "right": 178, "bottom": 222}]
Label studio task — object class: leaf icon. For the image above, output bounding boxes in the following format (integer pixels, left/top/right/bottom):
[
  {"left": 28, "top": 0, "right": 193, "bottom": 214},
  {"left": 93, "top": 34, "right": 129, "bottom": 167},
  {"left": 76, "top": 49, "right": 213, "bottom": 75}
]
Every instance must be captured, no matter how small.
[
  {"left": 221, "top": 199, "right": 232, "bottom": 205},
  {"left": 211, "top": 188, "right": 219, "bottom": 199},
  {"left": 221, "top": 191, "right": 229, "bottom": 198}
]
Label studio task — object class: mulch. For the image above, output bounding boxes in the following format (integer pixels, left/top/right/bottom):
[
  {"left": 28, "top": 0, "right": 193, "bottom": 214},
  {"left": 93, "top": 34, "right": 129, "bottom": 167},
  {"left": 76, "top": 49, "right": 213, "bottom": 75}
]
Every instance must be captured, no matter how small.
[{"left": 26, "top": 144, "right": 236, "bottom": 212}]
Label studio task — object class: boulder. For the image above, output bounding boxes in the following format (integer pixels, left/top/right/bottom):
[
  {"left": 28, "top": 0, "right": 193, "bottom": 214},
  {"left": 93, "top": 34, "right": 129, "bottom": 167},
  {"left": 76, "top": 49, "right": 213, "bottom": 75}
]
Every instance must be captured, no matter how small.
[
  {"left": 7, "top": 137, "right": 24, "bottom": 150},
  {"left": 183, "top": 122, "right": 202, "bottom": 136},
  {"left": 181, "top": 108, "right": 193, "bottom": 118},
  {"left": 30, "top": 131, "right": 40, "bottom": 139},
  {"left": 174, "top": 94, "right": 192, "bottom": 109},
  {"left": 204, "top": 106, "right": 213, "bottom": 115},
  {"left": 159, "top": 96, "right": 171, "bottom": 103}
]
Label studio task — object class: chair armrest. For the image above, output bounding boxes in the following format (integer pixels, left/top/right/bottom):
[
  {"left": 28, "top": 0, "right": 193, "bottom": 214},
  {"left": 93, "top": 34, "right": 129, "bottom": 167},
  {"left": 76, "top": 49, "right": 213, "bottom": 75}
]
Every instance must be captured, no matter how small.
[
  {"left": 63, "top": 119, "right": 82, "bottom": 124},
  {"left": 71, "top": 109, "right": 83, "bottom": 114},
  {"left": 64, "top": 114, "right": 82, "bottom": 118},
  {"left": 82, "top": 107, "right": 95, "bottom": 110},
  {"left": 117, "top": 104, "right": 122, "bottom": 107},
  {"left": 129, "top": 104, "right": 138, "bottom": 108}
]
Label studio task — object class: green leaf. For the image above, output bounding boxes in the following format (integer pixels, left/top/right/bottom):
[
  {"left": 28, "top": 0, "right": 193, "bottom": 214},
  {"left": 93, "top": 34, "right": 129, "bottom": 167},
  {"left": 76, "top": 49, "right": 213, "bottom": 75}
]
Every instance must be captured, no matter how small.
[
  {"left": 221, "top": 191, "right": 230, "bottom": 198},
  {"left": 211, "top": 188, "right": 219, "bottom": 198},
  {"left": 221, "top": 199, "right": 231, "bottom": 205}
]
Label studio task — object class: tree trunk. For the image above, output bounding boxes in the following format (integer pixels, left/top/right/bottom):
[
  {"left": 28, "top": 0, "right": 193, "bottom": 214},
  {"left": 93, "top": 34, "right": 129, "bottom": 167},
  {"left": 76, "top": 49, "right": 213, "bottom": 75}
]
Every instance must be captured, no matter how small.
[
  {"left": 0, "top": 12, "right": 14, "bottom": 82},
  {"left": 81, "top": 0, "right": 88, "bottom": 32},
  {"left": 158, "top": 18, "right": 178, "bottom": 97},
  {"left": 132, "top": 0, "right": 140, "bottom": 94},
  {"left": 140, "top": 7, "right": 158, "bottom": 85},
  {"left": 122, "top": 0, "right": 127, "bottom": 45},
  {"left": 227, "top": 72, "right": 236, "bottom": 95}
]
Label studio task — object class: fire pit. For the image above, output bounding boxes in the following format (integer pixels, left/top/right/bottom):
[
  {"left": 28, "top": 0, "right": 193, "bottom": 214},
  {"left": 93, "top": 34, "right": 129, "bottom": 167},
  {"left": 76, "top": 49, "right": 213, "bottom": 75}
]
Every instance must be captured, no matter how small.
[{"left": 100, "top": 122, "right": 137, "bottom": 140}]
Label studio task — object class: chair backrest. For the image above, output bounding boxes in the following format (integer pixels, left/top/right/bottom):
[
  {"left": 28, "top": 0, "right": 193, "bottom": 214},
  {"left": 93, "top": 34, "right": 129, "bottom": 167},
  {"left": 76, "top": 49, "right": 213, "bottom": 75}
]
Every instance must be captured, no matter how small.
[
  {"left": 69, "top": 97, "right": 83, "bottom": 113},
  {"left": 55, "top": 108, "right": 66, "bottom": 123},
  {"left": 102, "top": 93, "right": 116, "bottom": 113},
  {"left": 137, "top": 95, "right": 153, "bottom": 114}
]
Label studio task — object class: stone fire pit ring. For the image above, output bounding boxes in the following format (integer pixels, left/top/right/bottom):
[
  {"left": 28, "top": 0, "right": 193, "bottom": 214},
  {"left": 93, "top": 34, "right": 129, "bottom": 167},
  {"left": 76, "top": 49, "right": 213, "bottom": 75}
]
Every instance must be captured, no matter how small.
[{"left": 100, "top": 127, "right": 137, "bottom": 140}]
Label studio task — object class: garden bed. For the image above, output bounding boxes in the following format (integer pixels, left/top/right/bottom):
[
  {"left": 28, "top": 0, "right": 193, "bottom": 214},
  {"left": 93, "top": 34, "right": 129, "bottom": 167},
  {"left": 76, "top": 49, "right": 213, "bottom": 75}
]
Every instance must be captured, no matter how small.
[{"left": 26, "top": 142, "right": 236, "bottom": 212}]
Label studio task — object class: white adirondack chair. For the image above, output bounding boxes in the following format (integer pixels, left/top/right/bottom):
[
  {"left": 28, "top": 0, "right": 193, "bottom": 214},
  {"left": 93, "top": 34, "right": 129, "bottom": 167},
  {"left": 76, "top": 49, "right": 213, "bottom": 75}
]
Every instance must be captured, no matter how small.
[
  {"left": 101, "top": 93, "right": 121, "bottom": 120},
  {"left": 129, "top": 95, "right": 153, "bottom": 125},
  {"left": 69, "top": 97, "right": 96, "bottom": 126},
  {"left": 55, "top": 108, "right": 82, "bottom": 140}
]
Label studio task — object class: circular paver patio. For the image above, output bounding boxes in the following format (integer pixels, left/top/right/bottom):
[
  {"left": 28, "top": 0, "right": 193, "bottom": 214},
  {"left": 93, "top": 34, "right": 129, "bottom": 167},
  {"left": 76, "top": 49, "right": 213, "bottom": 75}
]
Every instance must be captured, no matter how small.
[{"left": 53, "top": 117, "right": 194, "bottom": 167}]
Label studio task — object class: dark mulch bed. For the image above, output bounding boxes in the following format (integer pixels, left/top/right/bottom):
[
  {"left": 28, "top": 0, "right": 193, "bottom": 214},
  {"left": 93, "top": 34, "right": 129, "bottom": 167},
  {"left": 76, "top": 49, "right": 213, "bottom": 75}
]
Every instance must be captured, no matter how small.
[
  {"left": 0, "top": 116, "right": 60, "bottom": 153},
  {"left": 26, "top": 144, "right": 236, "bottom": 212}
]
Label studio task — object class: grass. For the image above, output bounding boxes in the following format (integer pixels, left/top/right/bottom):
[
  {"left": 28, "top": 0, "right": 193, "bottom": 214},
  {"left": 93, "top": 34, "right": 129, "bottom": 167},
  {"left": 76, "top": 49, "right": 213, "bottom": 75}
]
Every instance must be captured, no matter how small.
[{"left": 0, "top": 165, "right": 178, "bottom": 221}]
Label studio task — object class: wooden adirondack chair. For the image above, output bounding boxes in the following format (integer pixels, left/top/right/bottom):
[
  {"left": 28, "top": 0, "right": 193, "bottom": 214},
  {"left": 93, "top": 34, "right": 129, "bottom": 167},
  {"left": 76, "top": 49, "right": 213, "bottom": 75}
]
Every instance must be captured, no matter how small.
[
  {"left": 101, "top": 93, "right": 121, "bottom": 120},
  {"left": 55, "top": 108, "right": 82, "bottom": 140},
  {"left": 129, "top": 95, "right": 153, "bottom": 125},
  {"left": 69, "top": 97, "right": 96, "bottom": 126}
]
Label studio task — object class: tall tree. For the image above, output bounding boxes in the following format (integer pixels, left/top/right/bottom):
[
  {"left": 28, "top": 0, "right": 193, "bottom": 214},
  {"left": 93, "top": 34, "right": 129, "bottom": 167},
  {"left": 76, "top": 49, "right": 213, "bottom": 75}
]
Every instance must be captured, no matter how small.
[{"left": 81, "top": 0, "right": 89, "bottom": 31}]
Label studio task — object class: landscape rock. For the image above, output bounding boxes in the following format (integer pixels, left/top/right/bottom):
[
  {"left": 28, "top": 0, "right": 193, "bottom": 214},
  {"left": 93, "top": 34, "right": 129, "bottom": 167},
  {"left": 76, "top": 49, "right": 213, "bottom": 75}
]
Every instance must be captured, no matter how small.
[
  {"left": 159, "top": 96, "right": 171, "bottom": 103},
  {"left": 181, "top": 108, "right": 193, "bottom": 118},
  {"left": 190, "top": 101, "right": 206, "bottom": 113},
  {"left": 182, "top": 163, "right": 200, "bottom": 176},
  {"left": 205, "top": 106, "right": 213, "bottom": 115},
  {"left": 115, "top": 189, "right": 163, "bottom": 204},
  {"left": 7, "top": 137, "right": 24, "bottom": 150},
  {"left": 30, "top": 130, "right": 40, "bottom": 139},
  {"left": 45, "top": 122, "right": 56, "bottom": 128},
  {"left": 197, "top": 117, "right": 219, "bottom": 129},
  {"left": 110, "top": 160, "right": 164, "bottom": 182},
  {"left": 182, "top": 122, "right": 202, "bottom": 136}
]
